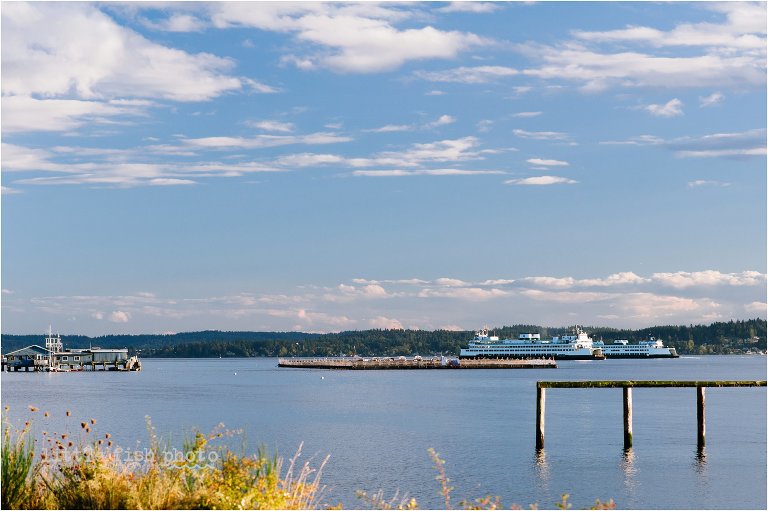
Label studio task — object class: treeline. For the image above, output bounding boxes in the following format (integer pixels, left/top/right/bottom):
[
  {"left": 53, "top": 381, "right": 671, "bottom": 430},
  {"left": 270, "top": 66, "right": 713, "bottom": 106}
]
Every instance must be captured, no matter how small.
[{"left": 2, "top": 319, "right": 764, "bottom": 358}]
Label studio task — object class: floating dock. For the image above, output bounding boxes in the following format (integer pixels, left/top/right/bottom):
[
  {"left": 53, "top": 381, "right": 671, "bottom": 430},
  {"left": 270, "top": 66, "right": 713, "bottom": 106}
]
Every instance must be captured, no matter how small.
[{"left": 278, "top": 356, "right": 556, "bottom": 369}]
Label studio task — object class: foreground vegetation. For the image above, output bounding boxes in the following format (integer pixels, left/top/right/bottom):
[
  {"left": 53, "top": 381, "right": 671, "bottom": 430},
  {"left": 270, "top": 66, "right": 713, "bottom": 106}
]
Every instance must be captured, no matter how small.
[
  {"left": 2, "top": 410, "right": 615, "bottom": 510},
  {"left": 2, "top": 319, "right": 764, "bottom": 358}
]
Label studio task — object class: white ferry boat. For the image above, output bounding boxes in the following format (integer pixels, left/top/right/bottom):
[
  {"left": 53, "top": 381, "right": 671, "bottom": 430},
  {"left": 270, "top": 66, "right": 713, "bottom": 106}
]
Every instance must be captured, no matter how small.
[
  {"left": 459, "top": 328, "right": 605, "bottom": 360},
  {"left": 592, "top": 338, "right": 678, "bottom": 358},
  {"left": 459, "top": 328, "right": 679, "bottom": 360}
]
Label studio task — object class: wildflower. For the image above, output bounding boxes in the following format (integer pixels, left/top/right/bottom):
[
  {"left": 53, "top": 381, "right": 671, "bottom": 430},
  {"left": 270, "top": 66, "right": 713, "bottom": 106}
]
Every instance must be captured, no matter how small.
[
  {"left": 68, "top": 441, "right": 73, "bottom": 447},
  {"left": 29, "top": 406, "right": 38, "bottom": 412},
  {"left": 44, "top": 412, "right": 50, "bottom": 417},
  {"left": 66, "top": 411, "right": 71, "bottom": 416},
  {"left": 61, "top": 434, "right": 67, "bottom": 439},
  {"left": 81, "top": 422, "right": 87, "bottom": 429},
  {"left": 91, "top": 418, "right": 96, "bottom": 425},
  {"left": 108, "top": 441, "right": 113, "bottom": 447},
  {"left": 105, "top": 433, "right": 111, "bottom": 439},
  {"left": 86, "top": 427, "right": 91, "bottom": 433}
]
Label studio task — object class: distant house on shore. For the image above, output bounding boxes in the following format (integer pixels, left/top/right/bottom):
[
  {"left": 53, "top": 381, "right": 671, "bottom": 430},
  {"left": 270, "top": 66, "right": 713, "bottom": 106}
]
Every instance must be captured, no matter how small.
[{"left": 2, "top": 327, "right": 140, "bottom": 372}]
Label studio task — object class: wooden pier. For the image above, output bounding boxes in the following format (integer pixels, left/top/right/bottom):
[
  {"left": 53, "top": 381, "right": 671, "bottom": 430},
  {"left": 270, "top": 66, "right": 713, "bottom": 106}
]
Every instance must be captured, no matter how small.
[
  {"left": 535, "top": 380, "right": 767, "bottom": 450},
  {"left": 279, "top": 357, "right": 557, "bottom": 370}
]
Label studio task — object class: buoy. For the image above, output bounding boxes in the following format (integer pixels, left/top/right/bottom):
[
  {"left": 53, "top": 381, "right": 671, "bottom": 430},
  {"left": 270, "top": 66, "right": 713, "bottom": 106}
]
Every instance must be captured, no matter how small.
[
  {"left": 234, "top": 372, "right": 237, "bottom": 375},
  {"left": 321, "top": 376, "right": 325, "bottom": 379}
]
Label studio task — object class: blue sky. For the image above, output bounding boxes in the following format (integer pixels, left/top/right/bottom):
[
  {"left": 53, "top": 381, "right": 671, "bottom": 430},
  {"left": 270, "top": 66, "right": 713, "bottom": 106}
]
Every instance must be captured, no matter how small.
[{"left": 2, "top": 1, "right": 766, "bottom": 335}]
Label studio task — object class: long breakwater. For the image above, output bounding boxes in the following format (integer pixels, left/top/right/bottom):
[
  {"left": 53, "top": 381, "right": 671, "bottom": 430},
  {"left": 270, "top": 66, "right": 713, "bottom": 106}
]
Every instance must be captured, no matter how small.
[{"left": 278, "top": 356, "right": 556, "bottom": 369}]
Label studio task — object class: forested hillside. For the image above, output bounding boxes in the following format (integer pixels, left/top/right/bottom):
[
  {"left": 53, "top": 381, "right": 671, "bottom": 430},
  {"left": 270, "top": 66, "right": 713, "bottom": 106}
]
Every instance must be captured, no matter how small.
[{"left": 2, "top": 319, "right": 764, "bottom": 357}]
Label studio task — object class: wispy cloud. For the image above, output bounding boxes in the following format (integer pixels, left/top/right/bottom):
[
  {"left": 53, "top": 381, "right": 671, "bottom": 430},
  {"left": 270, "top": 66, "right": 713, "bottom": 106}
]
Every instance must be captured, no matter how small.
[
  {"left": 527, "top": 158, "right": 569, "bottom": 167},
  {"left": 699, "top": 92, "right": 724, "bottom": 107},
  {"left": 246, "top": 120, "right": 295, "bottom": 133},
  {"left": 414, "top": 65, "right": 518, "bottom": 84},
  {"left": 600, "top": 128, "right": 766, "bottom": 159},
  {"left": 208, "top": 3, "right": 489, "bottom": 73},
  {"left": 505, "top": 176, "right": 577, "bottom": 186},
  {"left": 15, "top": 269, "right": 764, "bottom": 333},
  {"left": 644, "top": 98, "right": 684, "bottom": 117},
  {"left": 513, "top": 129, "right": 571, "bottom": 141},
  {"left": 688, "top": 180, "right": 731, "bottom": 188},
  {"left": 520, "top": 3, "right": 766, "bottom": 92}
]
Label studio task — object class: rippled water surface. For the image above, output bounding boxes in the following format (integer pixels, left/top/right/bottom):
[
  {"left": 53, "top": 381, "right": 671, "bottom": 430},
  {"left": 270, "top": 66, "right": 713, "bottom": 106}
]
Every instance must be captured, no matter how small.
[{"left": 2, "top": 356, "right": 766, "bottom": 509}]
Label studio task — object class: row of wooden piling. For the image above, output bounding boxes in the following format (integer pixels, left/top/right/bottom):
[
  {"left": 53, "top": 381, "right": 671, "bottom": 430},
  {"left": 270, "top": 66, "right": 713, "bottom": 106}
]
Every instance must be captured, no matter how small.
[{"left": 535, "top": 380, "right": 766, "bottom": 450}]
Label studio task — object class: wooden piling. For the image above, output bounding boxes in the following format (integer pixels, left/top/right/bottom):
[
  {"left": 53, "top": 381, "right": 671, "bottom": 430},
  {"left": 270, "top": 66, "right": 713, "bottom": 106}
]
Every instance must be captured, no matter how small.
[
  {"left": 623, "top": 387, "right": 633, "bottom": 449},
  {"left": 536, "top": 384, "right": 545, "bottom": 449},
  {"left": 697, "top": 386, "right": 705, "bottom": 448}
]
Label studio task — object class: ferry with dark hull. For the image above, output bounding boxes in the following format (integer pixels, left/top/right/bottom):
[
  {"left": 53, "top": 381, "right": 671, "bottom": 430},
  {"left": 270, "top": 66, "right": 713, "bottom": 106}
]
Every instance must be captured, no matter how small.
[
  {"left": 460, "top": 328, "right": 678, "bottom": 360},
  {"left": 460, "top": 328, "right": 605, "bottom": 360}
]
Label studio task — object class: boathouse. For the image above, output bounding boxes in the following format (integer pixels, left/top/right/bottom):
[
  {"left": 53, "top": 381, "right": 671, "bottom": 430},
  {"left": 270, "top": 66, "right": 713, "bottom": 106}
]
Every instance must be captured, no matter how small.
[
  {"left": 2, "top": 328, "right": 140, "bottom": 372},
  {"left": 3, "top": 345, "right": 52, "bottom": 371}
]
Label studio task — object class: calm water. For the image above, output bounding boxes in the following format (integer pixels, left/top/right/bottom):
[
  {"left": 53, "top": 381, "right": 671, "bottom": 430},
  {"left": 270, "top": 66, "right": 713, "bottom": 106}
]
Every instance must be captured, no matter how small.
[{"left": 2, "top": 356, "right": 766, "bottom": 509}]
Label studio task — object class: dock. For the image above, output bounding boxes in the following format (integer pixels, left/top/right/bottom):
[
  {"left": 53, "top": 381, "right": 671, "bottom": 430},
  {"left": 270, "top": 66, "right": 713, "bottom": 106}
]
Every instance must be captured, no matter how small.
[
  {"left": 2, "top": 327, "right": 141, "bottom": 372},
  {"left": 279, "top": 356, "right": 557, "bottom": 369}
]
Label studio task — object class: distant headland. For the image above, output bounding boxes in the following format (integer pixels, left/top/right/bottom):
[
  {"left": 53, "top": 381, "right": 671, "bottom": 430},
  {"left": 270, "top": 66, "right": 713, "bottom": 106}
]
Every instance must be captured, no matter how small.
[{"left": 1, "top": 319, "right": 764, "bottom": 358}]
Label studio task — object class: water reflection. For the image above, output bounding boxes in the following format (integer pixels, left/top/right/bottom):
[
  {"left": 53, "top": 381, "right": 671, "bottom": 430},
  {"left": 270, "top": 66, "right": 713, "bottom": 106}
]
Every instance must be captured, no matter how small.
[
  {"left": 694, "top": 446, "right": 707, "bottom": 474},
  {"left": 534, "top": 448, "right": 550, "bottom": 491},
  {"left": 620, "top": 448, "right": 638, "bottom": 497}
]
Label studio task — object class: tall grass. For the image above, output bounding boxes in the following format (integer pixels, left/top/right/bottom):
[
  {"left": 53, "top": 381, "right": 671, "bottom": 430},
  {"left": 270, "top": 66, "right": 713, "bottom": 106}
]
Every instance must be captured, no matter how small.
[
  {"left": 2, "top": 409, "right": 614, "bottom": 510},
  {"left": 2, "top": 414, "right": 40, "bottom": 509}
]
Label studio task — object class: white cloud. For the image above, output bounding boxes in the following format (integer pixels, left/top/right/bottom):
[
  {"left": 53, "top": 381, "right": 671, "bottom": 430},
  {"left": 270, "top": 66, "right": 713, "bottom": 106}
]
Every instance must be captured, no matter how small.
[
  {"left": 414, "top": 65, "right": 518, "bottom": 84},
  {"left": 247, "top": 120, "right": 295, "bottom": 133},
  {"left": 652, "top": 270, "right": 766, "bottom": 289},
  {"left": 687, "top": 180, "right": 731, "bottom": 188},
  {"left": 572, "top": 3, "right": 766, "bottom": 50},
  {"left": 520, "top": 289, "right": 611, "bottom": 304},
  {"left": 1, "top": 96, "right": 146, "bottom": 134},
  {"left": 418, "top": 287, "right": 509, "bottom": 301},
  {"left": 353, "top": 169, "right": 502, "bottom": 177},
  {"left": 2, "top": 142, "right": 286, "bottom": 188},
  {"left": 645, "top": 98, "right": 684, "bottom": 117},
  {"left": 527, "top": 158, "right": 569, "bottom": 167},
  {"left": 2, "top": 3, "right": 243, "bottom": 102},
  {"left": 512, "top": 111, "right": 542, "bottom": 118},
  {"left": 699, "top": 92, "right": 724, "bottom": 107},
  {"left": 676, "top": 147, "right": 766, "bottom": 158},
  {"left": 109, "top": 310, "right": 131, "bottom": 323},
  {"left": 524, "top": 4, "right": 766, "bottom": 92},
  {"left": 616, "top": 293, "right": 720, "bottom": 319},
  {"left": 275, "top": 153, "right": 344, "bottom": 167},
  {"left": 438, "top": 2, "right": 501, "bottom": 14},
  {"left": 602, "top": 129, "right": 766, "bottom": 159},
  {"left": 524, "top": 272, "right": 650, "bottom": 289},
  {"left": 210, "top": 3, "right": 488, "bottom": 73},
  {"left": 364, "top": 124, "right": 414, "bottom": 133},
  {"left": 505, "top": 176, "right": 578, "bottom": 185},
  {"left": 368, "top": 316, "right": 404, "bottom": 329},
  {"left": 183, "top": 132, "right": 353, "bottom": 150},
  {"left": 435, "top": 278, "right": 468, "bottom": 287},
  {"left": 513, "top": 129, "right": 570, "bottom": 141},
  {"left": 143, "top": 13, "right": 206, "bottom": 32},
  {"left": 425, "top": 114, "right": 456, "bottom": 128},
  {"left": 745, "top": 302, "right": 767, "bottom": 314}
]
